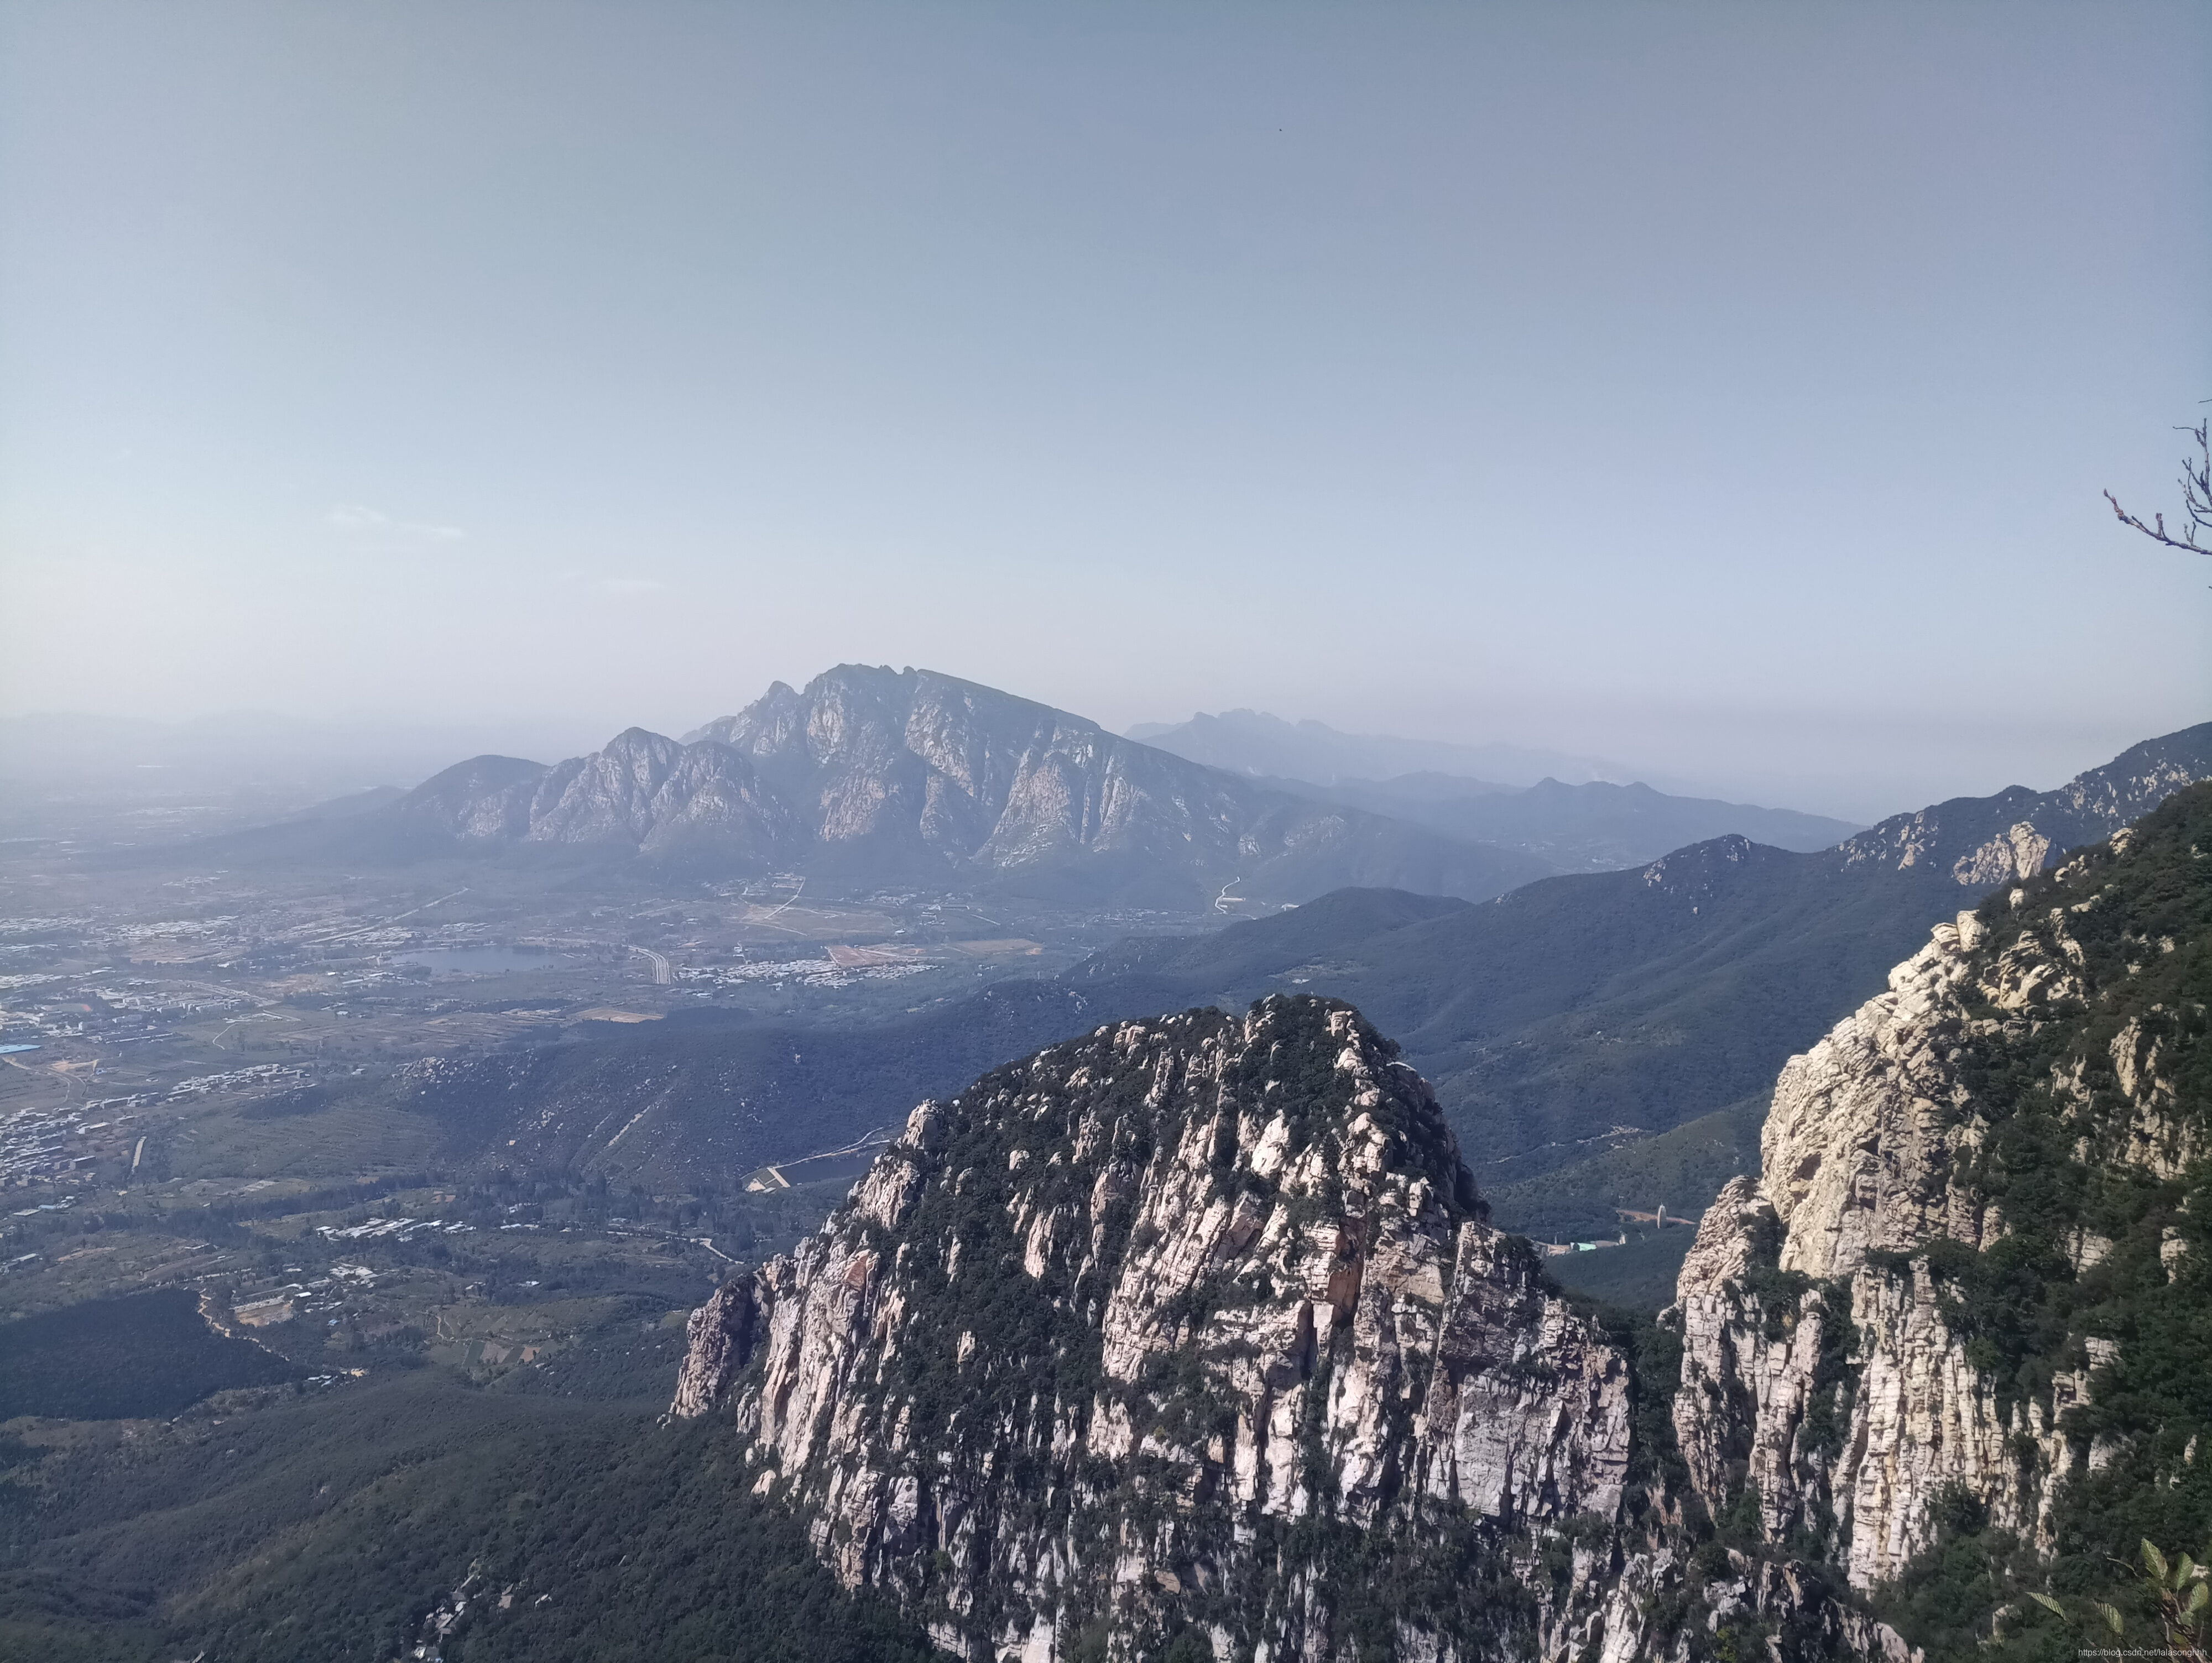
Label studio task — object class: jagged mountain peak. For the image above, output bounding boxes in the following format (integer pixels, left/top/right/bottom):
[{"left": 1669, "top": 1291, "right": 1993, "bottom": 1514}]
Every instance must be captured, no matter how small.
[
  {"left": 1635, "top": 830, "right": 1762, "bottom": 891},
  {"left": 380, "top": 725, "right": 788, "bottom": 861},
  {"left": 660, "top": 779, "right": 2212, "bottom": 1663},
  {"left": 301, "top": 669, "right": 1555, "bottom": 904},
  {"left": 598, "top": 723, "right": 687, "bottom": 756},
  {"left": 659, "top": 778, "right": 2212, "bottom": 1661},
  {"left": 695, "top": 662, "right": 1111, "bottom": 770},
  {"left": 672, "top": 992, "right": 1631, "bottom": 1660},
  {"left": 1837, "top": 718, "right": 2212, "bottom": 887}
]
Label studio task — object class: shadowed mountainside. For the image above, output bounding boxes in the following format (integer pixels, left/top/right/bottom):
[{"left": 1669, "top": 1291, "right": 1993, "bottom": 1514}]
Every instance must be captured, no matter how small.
[
  {"left": 1254, "top": 771, "right": 1862, "bottom": 867},
  {"left": 1069, "top": 721, "right": 2212, "bottom": 1183},
  {"left": 1125, "top": 706, "right": 1650, "bottom": 788},
  {"left": 357, "top": 722, "right": 2212, "bottom": 1228}
]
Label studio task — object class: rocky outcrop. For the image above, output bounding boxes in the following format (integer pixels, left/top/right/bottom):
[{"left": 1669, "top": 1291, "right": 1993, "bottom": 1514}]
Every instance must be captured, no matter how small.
[
  {"left": 665, "top": 785, "right": 2211, "bottom": 1661},
  {"left": 1837, "top": 723, "right": 2210, "bottom": 882},
  {"left": 667, "top": 1277, "right": 765, "bottom": 1421},
  {"left": 1948, "top": 822, "right": 2051, "bottom": 887},
  {"left": 392, "top": 728, "right": 799, "bottom": 865},
  {"left": 674, "top": 995, "right": 1632, "bottom": 1661},
  {"left": 1670, "top": 782, "right": 2212, "bottom": 1604},
  {"left": 1759, "top": 913, "right": 2002, "bottom": 1285},
  {"left": 523, "top": 728, "right": 799, "bottom": 861},
  {"left": 1670, "top": 908, "right": 2070, "bottom": 1589}
]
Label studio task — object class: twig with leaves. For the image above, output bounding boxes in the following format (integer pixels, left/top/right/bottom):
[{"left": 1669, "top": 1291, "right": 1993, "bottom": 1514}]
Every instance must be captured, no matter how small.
[
  {"left": 2029, "top": 1539, "right": 2210, "bottom": 1663},
  {"left": 2107, "top": 419, "right": 2212, "bottom": 557}
]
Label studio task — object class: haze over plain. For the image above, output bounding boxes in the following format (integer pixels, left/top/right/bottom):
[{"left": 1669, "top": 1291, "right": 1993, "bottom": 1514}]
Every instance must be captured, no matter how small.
[
  {"left": 1, "top": 1, "right": 2207, "bottom": 821},
  {"left": 7, "top": 11, "right": 2212, "bottom": 1657}
]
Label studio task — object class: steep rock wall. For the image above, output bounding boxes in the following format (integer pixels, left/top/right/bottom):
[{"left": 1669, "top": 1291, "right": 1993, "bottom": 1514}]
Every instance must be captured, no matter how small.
[
  {"left": 674, "top": 996, "right": 1632, "bottom": 1662},
  {"left": 1671, "top": 788, "right": 2211, "bottom": 1599}
]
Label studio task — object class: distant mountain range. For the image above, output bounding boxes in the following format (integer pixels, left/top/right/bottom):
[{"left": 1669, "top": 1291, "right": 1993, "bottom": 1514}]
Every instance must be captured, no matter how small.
[
  {"left": 1126, "top": 707, "right": 1860, "bottom": 865},
  {"left": 1246, "top": 771, "right": 1862, "bottom": 867},
  {"left": 222, "top": 667, "right": 1553, "bottom": 908},
  {"left": 1126, "top": 707, "right": 1685, "bottom": 791},
  {"left": 397, "top": 719, "right": 2212, "bottom": 1230},
  {"left": 1065, "top": 719, "right": 2212, "bottom": 1193},
  {"left": 185, "top": 671, "right": 2205, "bottom": 927}
]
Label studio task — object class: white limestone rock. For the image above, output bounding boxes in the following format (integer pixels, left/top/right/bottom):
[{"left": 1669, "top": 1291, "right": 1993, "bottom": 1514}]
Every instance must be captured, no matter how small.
[{"left": 672, "top": 996, "right": 1631, "bottom": 1661}]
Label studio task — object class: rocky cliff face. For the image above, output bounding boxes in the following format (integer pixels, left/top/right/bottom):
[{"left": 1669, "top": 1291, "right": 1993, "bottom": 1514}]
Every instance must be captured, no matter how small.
[
  {"left": 672, "top": 996, "right": 1636, "bottom": 1661},
  {"left": 389, "top": 728, "right": 799, "bottom": 864},
  {"left": 667, "top": 785, "right": 2209, "bottom": 1663},
  {"left": 1837, "top": 723, "right": 2211, "bottom": 886},
  {"left": 372, "top": 666, "right": 1550, "bottom": 904},
  {"left": 692, "top": 665, "right": 1288, "bottom": 872},
  {"left": 1671, "top": 780, "right": 2211, "bottom": 1621}
]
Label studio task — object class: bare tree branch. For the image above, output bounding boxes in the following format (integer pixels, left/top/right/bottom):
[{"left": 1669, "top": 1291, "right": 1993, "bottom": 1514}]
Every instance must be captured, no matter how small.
[{"left": 2106, "top": 418, "right": 2212, "bottom": 556}]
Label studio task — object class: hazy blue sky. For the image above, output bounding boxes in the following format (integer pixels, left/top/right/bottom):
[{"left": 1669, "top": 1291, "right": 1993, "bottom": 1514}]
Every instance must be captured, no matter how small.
[{"left": 2, "top": 2, "right": 2206, "bottom": 819}]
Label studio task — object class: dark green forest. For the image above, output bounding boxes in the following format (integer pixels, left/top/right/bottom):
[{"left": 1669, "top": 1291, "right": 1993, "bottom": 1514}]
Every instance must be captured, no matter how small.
[
  {"left": 0, "top": 1363, "right": 940, "bottom": 1662},
  {"left": 0, "top": 1289, "right": 299, "bottom": 1421}
]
